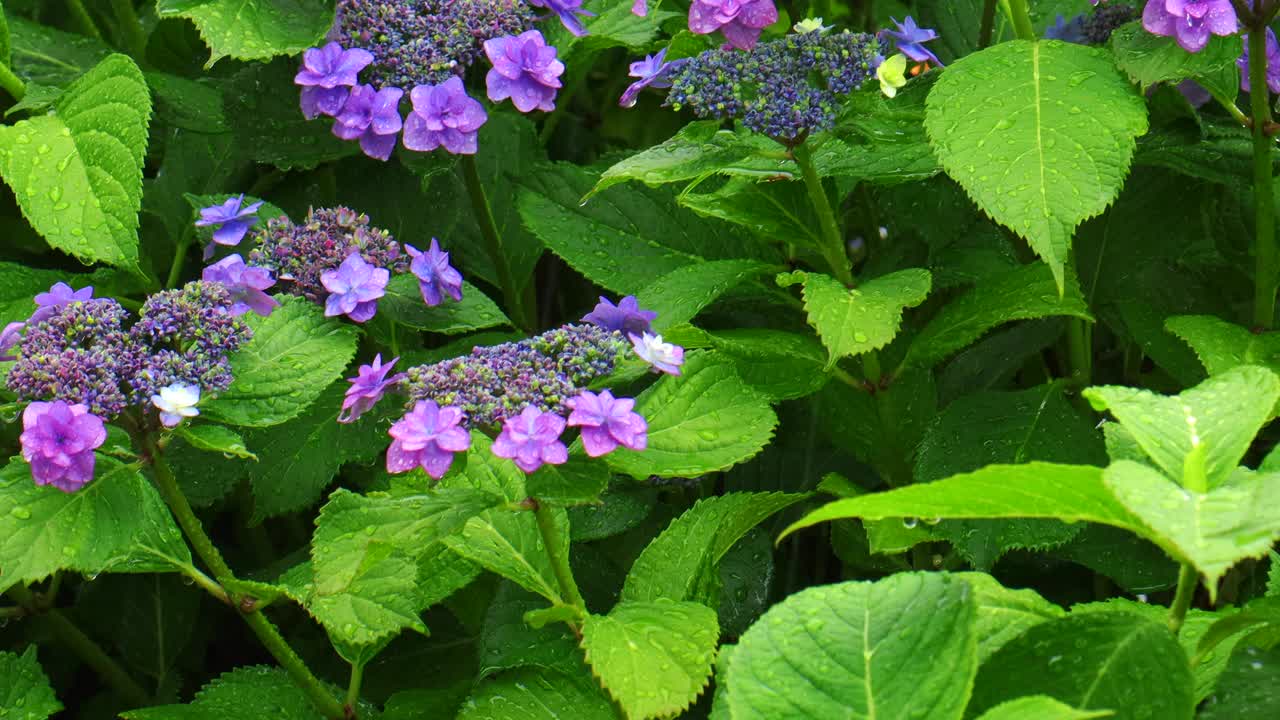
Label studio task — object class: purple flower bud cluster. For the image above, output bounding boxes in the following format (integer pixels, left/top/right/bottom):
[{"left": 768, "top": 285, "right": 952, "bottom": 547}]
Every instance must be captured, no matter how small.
[
  {"left": 664, "top": 30, "right": 885, "bottom": 142},
  {"left": 128, "top": 281, "right": 253, "bottom": 401},
  {"left": 248, "top": 207, "right": 408, "bottom": 303},
  {"left": 402, "top": 323, "right": 630, "bottom": 427},
  {"left": 1081, "top": 3, "right": 1136, "bottom": 45}
]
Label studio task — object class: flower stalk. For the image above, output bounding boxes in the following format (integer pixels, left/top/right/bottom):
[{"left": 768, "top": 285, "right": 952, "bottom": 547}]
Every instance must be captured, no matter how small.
[
  {"left": 1247, "top": 14, "right": 1279, "bottom": 329},
  {"left": 793, "top": 143, "right": 855, "bottom": 287},
  {"left": 1005, "top": 0, "right": 1038, "bottom": 42},
  {"left": 531, "top": 499, "right": 586, "bottom": 611},
  {"left": 0, "top": 62, "right": 26, "bottom": 102},
  {"left": 461, "top": 154, "right": 535, "bottom": 332}
]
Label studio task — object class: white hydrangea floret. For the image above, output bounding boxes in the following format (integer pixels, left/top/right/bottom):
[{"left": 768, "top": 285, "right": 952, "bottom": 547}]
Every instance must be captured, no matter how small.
[{"left": 151, "top": 383, "right": 201, "bottom": 428}]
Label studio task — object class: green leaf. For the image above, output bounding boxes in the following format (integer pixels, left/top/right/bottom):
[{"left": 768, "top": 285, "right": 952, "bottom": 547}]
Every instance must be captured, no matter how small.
[
  {"left": 726, "top": 573, "right": 976, "bottom": 720},
  {"left": 973, "top": 697, "right": 1113, "bottom": 720},
  {"left": 0, "top": 647, "right": 61, "bottom": 720},
  {"left": 0, "top": 54, "right": 149, "bottom": 270},
  {"left": 201, "top": 296, "right": 358, "bottom": 428},
  {"left": 1166, "top": 315, "right": 1280, "bottom": 415},
  {"left": 519, "top": 162, "right": 777, "bottom": 294},
  {"left": 1199, "top": 644, "right": 1280, "bottom": 719},
  {"left": 175, "top": 424, "right": 255, "bottom": 460},
  {"left": 569, "top": 0, "right": 681, "bottom": 53},
  {"left": 1103, "top": 460, "right": 1280, "bottom": 600},
  {"left": 677, "top": 178, "right": 822, "bottom": 248},
  {"left": 0, "top": 262, "right": 77, "bottom": 326},
  {"left": 479, "top": 583, "right": 582, "bottom": 679},
  {"left": 567, "top": 485, "right": 656, "bottom": 542},
  {"left": 0, "top": 456, "right": 191, "bottom": 593},
  {"left": 605, "top": 353, "right": 778, "bottom": 479},
  {"left": 960, "top": 572, "right": 1064, "bottom": 663},
  {"left": 904, "top": 263, "right": 1093, "bottom": 369},
  {"left": 525, "top": 458, "right": 610, "bottom": 507},
  {"left": 698, "top": 328, "right": 830, "bottom": 401},
  {"left": 1109, "top": 22, "right": 1239, "bottom": 91},
  {"left": 0, "top": 3, "right": 9, "bottom": 69},
  {"left": 778, "top": 269, "right": 932, "bottom": 368},
  {"left": 916, "top": 384, "right": 1105, "bottom": 569},
  {"left": 621, "top": 492, "right": 806, "bottom": 605},
  {"left": 967, "top": 612, "right": 1193, "bottom": 719},
  {"left": 580, "top": 599, "right": 719, "bottom": 720},
  {"left": 7, "top": 17, "right": 110, "bottom": 87},
  {"left": 380, "top": 274, "right": 511, "bottom": 335},
  {"left": 122, "top": 666, "right": 326, "bottom": 719},
  {"left": 924, "top": 40, "right": 1148, "bottom": 289},
  {"left": 457, "top": 668, "right": 617, "bottom": 720},
  {"left": 1083, "top": 366, "right": 1280, "bottom": 489},
  {"left": 78, "top": 574, "right": 201, "bottom": 683},
  {"left": 635, "top": 259, "right": 778, "bottom": 333},
  {"left": 156, "top": 0, "right": 334, "bottom": 67}
]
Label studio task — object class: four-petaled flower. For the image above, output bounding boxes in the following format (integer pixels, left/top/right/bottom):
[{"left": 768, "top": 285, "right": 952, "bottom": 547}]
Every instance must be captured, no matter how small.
[
  {"left": 1240, "top": 28, "right": 1280, "bottom": 94},
  {"left": 407, "top": 239, "right": 464, "bottom": 307},
  {"left": 321, "top": 252, "right": 390, "bottom": 323},
  {"left": 340, "top": 354, "right": 406, "bottom": 424},
  {"left": 386, "top": 400, "right": 471, "bottom": 479},
  {"left": 403, "top": 77, "right": 488, "bottom": 155},
  {"left": 151, "top": 383, "right": 201, "bottom": 428},
  {"left": 31, "top": 282, "right": 94, "bottom": 324},
  {"left": 582, "top": 295, "right": 657, "bottom": 335},
  {"left": 1142, "top": 0, "right": 1237, "bottom": 54},
  {"left": 688, "top": 0, "right": 778, "bottom": 51},
  {"left": 619, "top": 49, "right": 683, "bottom": 108},
  {"left": 484, "top": 30, "right": 565, "bottom": 113},
  {"left": 630, "top": 332, "right": 684, "bottom": 375},
  {"left": 492, "top": 406, "right": 568, "bottom": 473},
  {"left": 295, "top": 42, "right": 375, "bottom": 119},
  {"left": 567, "top": 390, "right": 647, "bottom": 457},
  {"left": 20, "top": 400, "right": 106, "bottom": 492},
  {"left": 883, "top": 16, "right": 944, "bottom": 66},
  {"left": 333, "top": 84, "right": 405, "bottom": 161},
  {"left": 529, "top": 0, "right": 594, "bottom": 36},
  {"left": 196, "top": 194, "right": 265, "bottom": 258},
  {"left": 202, "top": 254, "right": 280, "bottom": 317},
  {"left": 0, "top": 321, "right": 22, "bottom": 361},
  {"left": 877, "top": 53, "right": 909, "bottom": 98}
]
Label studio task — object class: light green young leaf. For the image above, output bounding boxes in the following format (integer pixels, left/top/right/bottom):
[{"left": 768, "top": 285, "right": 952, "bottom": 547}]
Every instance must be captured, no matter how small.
[
  {"left": 778, "top": 269, "right": 932, "bottom": 368},
  {"left": 201, "top": 296, "right": 358, "bottom": 428},
  {"left": 0, "top": 54, "right": 149, "bottom": 271},
  {"left": 959, "top": 572, "right": 1064, "bottom": 663},
  {"left": 636, "top": 259, "right": 778, "bottom": 332},
  {"left": 924, "top": 40, "right": 1148, "bottom": 289},
  {"left": 973, "top": 696, "right": 1113, "bottom": 720},
  {"left": 122, "top": 666, "right": 326, "bottom": 719},
  {"left": 1084, "top": 366, "right": 1280, "bottom": 489},
  {"left": 175, "top": 424, "right": 256, "bottom": 460},
  {"left": 156, "top": 0, "right": 334, "bottom": 67},
  {"left": 726, "top": 573, "right": 976, "bottom": 720},
  {"left": 904, "top": 263, "right": 1092, "bottom": 369},
  {"left": 380, "top": 275, "right": 511, "bottom": 335},
  {"left": 0, "top": 647, "right": 62, "bottom": 720},
  {"left": 1166, "top": 315, "right": 1280, "bottom": 415},
  {"left": 1104, "top": 460, "right": 1280, "bottom": 601},
  {"left": 621, "top": 492, "right": 806, "bottom": 605},
  {"left": 457, "top": 667, "right": 618, "bottom": 720},
  {"left": 581, "top": 599, "right": 719, "bottom": 720},
  {"left": 0, "top": 457, "right": 191, "bottom": 593},
  {"left": 606, "top": 353, "right": 777, "bottom": 479},
  {"left": 967, "top": 612, "right": 1193, "bottom": 719}
]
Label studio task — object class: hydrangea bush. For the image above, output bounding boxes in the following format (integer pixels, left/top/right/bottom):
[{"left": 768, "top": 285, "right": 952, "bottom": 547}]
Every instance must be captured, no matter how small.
[{"left": 0, "top": 0, "right": 1278, "bottom": 718}]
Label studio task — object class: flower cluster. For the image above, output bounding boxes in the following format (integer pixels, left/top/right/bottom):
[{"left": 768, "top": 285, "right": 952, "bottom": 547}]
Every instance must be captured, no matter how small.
[
  {"left": 663, "top": 29, "right": 884, "bottom": 142},
  {"left": 128, "top": 281, "right": 253, "bottom": 401},
  {"left": 1046, "top": 3, "right": 1136, "bottom": 45}
]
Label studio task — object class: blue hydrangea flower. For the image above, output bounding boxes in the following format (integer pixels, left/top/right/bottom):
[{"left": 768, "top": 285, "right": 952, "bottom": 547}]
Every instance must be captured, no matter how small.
[
  {"left": 484, "top": 30, "right": 564, "bottom": 113},
  {"left": 30, "top": 282, "right": 94, "bottom": 324},
  {"left": 196, "top": 194, "right": 265, "bottom": 258},
  {"left": 529, "top": 0, "right": 593, "bottom": 36},
  {"left": 407, "top": 239, "right": 463, "bottom": 306},
  {"left": 321, "top": 252, "right": 390, "bottom": 323},
  {"left": 582, "top": 295, "right": 656, "bottom": 335},
  {"left": 619, "top": 49, "right": 685, "bottom": 108},
  {"left": 294, "top": 42, "right": 374, "bottom": 119},
  {"left": 332, "top": 84, "right": 404, "bottom": 161},
  {"left": 883, "top": 16, "right": 944, "bottom": 66}
]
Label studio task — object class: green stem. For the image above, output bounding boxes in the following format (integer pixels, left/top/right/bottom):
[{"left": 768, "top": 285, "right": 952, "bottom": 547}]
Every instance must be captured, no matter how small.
[
  {"left": 388, "top": 321, "right": 401, "bottom": 357},
  {"left": 793, "top": 144, "right": 854, "bottom": 286},
  {"left": 0, "top": 62, "right": 26, "bottom": 102},
  {"left": 66, "top": 0, "right": 105, "bottom": 41},
  {"left": 461, "top": 154, "right": 534, "bottom": 331},
  {"left": 1167, "top": 563, "right": 1199, "bottom": 635},
  {"left": 346, "top": 663, "right": 364, "bottom": 711},
  {"left": 109, "top": 0, "right": 147, "bottom": 58},
  {"left": 979, "top": 0, "right": 999, "bottom": 48},
  {"left": 1248, "top": 25, "right": 1278, "bottom": 329},
  {"left": 1005, "top": 0, "right": 1038, "bottom": 42},
  {"left": 166, "top": 228, "right": 196, "bottom": 289},
  {"left": 146, "top": 438, "right": 347, "bottom": 720},
  {"left": 0, "top": 605, "right": 27, "bottom": 618},
  {"left": 6, "top": 585, "right": 151, "bottom": 707},
  {"left": 532, "top": 500, "right": 585, "bottom": 611},
  {"left": 1065, "top": 318, "right": 1092, "bottom": 387}
]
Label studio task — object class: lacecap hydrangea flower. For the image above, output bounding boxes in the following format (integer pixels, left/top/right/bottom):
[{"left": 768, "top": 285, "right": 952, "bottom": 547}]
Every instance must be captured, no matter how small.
[
  {"left": 484, "top": 29, "right": 565, "bottom": 113},
  {"left": 332, "top": 84, "right": 405, "bottom": 161},
  {"left": 567, "top": 389, "right": 647, "bottom": 457},
  {"left": 630, "top": 332, "right": 684, "bottom": 375},
  {"left": 31, "top": 282, "right": 94, "bottom": 324},
  {"left": 407, "top": 239, "right": 464, "bottom": 306},
  {"left": 883, "top": 16, "right": 943, "bottom": 67},
  {"left": 619, "top": 49, "right": 685, "bottom": 108},
  {"left": 0, "top": 321, "right": 22, "bottom": 361},
  {"left": 1143, "top": 0, "right": 1237, "bottom": 53},
  {"left": 492, "top": 406, "right": 568, "bottom": 473},
  {"left": 151, "top": 383, "right": 201, "bottom": 428},
  {"left": 688, "top": 0, "right": 779, "bottom": 51},
  {"left": 321, "top": 252, "right": 390, "bottom": 323},
  {"left": 21, "top": 401, "right": 106, "bottom": 492},
  {"left": 403, "top": 77, "right": 488, "bottom": 155},
  {"left": 202, "top": 254, "right": 279, "bottom": 317},
  {"left": 339, "top": 354, "right": 406, "bottom": 423},
  {"left": 196, "top": 194, "right": 264, "bottom": 259},
  {"left": 295, "top": 42, "right": 374, "bottom": 119},
  {"left": 528, "top": 0, "right": 593, "bottom": 36},
  {"left": 387, "top": 400, "right": 471, "bottom": 478},
  {"left": 582, "top": 295, "right": 656, "bottom": 336}
]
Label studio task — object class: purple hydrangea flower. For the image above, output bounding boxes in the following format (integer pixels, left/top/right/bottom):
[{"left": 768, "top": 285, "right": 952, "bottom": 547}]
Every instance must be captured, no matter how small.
[
  {"left": 333, "top": 84, "right": 405, "bottom": 161},
  {"left": 295, "top": 42, "right": 375, "bottom": 120},
  {"left": 630, "top": 331, "right": 684, "bottom": 375},
  {"left": 403, "top": 77, "right": 488, "bottom": 155},
  {"left": 321, "top": 252, "right": 390, "bottom": 323},
  {"left": 491, "top": 406, "right": 568, "bottom": 473},
  {"left": 632, "top": 0, "right": 647, "bottom": 16},
  {"left": 30, "top": 282, "right": 94, "bottom": 324},
  {"left": 1176, "top": 78, "right": 1213, "bottom": 106},
  {"left": 1239, "top": 28, "right": 1280, "bottom": 94},
  {"left": 0, "top": 321, "right": 23, "bottom": 361},
  {"left": 202, "top": 254, "right": 280, "bottom": 317},
  {"left": 1143, "top": 0, "right": 1237, "bottom": 54},
  {"left": 340, "top": 354, "right": 406, "bottom": 424},
  {"left": 582, "top": 295, "right": 657, "bottom": 336},
  {"left": 529, "top": 0, "right": 594, "bottom": 36},
  {"left": 884, "top": 16, "right": 944, "bottom": 66},
  {"left": 407, "top": 239, "right": 464, "bottom": 306},
  {"left": 20, "top": 400, "right": 106, "bottom": 492},
  {"left": 688, "top": 0, "right": 778, "bottom": 51},
  {"left": 620, "top": 49, "right": 684, "bottom": 108},
  {"left": 196, "top": 194, "right": 265, "bottom": 257},
  {"left": 484, "top": 30, "right": 565, "bottom": 113},
  {"left": 386, "top": 400, "right": 471, "bottom": 479},
  {"left": 566, "top": 390, "right": 647, "bottom": 457}
]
